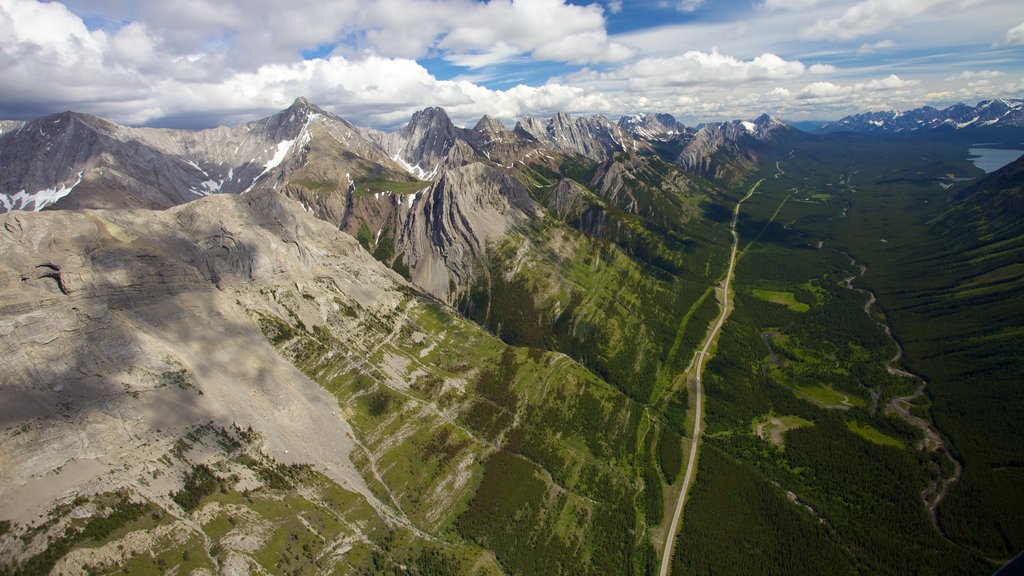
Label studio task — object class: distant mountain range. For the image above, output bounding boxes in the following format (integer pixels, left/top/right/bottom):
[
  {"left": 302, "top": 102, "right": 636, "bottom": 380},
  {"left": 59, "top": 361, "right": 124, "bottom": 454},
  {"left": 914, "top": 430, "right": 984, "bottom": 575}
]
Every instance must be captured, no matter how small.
[
  {"left": 820, "top": 99, "right": 1024, "bottom": 133},
  {"left": 0, "top": 98, "right": 788, "bottom": 215}
]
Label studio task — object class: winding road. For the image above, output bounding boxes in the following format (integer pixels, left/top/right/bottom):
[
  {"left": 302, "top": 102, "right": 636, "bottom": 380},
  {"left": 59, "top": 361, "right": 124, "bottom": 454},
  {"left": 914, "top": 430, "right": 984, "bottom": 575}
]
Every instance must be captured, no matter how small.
[{"left": 659, "top": 179, "right": 762, "bottom": 576}]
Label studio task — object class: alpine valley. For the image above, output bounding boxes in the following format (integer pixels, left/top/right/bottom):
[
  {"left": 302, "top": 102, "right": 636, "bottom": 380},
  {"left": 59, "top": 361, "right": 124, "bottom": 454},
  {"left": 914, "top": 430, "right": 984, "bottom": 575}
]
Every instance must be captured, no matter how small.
[{"left": 1, "top": 96, "right": 1022, "bottom": 576}]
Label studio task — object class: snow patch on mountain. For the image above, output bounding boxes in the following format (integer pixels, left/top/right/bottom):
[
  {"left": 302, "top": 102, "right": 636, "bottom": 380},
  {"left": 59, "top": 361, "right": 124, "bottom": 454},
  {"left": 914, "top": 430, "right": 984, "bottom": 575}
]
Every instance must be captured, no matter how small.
[{"left": 1, "top": 172, "right": 84, "bottom": 211}]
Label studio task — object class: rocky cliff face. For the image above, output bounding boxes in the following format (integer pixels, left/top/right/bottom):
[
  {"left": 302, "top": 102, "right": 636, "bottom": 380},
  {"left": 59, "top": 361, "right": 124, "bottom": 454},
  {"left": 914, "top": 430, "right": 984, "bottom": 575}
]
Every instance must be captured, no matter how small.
[
  {"left": 0, "top": 98, "right": 409, "bottom": 214},
  {"left": 398, "top": 162, "right": 539, "bottom": 300},
  {"left": 0, "top": 112, "right": 209, "bottom": 211},
  {"left": 0, "top": 164, "right": 676, "bottom": 576},
  {"left": 0, "top": 188, "right": 406, "bottom": 533},
  {"left": 360, "top": 107, "right": 476, "bottom": 179},
  {"left": 515, "top": 112, "right": 642, "bottom": 161},
  {"left": 618, "top": 112, "right": 687, "bottom": 142},
  {"left": 676, "top": 114, "right": 788, "bottom": 181}
]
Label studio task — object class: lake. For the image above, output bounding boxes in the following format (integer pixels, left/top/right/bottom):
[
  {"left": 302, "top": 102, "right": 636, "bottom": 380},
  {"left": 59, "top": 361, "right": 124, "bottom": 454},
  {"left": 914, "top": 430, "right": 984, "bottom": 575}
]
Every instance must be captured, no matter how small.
[{"left": 968, "top": 147, "right": 1024, "bottom": 173}]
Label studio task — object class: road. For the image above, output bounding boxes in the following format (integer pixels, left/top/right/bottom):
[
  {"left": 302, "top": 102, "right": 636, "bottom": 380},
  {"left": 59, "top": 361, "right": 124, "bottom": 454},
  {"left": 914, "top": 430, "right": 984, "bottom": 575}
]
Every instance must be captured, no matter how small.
[{"left": 659, "top": 179, "right": 761, "bottom": 576}]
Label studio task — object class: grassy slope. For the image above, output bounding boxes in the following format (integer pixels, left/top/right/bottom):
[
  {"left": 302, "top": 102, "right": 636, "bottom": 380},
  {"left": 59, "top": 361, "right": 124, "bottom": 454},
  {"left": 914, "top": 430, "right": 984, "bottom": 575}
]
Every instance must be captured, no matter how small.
[
  {"left": 258, "top": 282, "right": 672, "bottom": 575},
  {"left": 459, "top": 153, "right": 732, "bottom": 412}
]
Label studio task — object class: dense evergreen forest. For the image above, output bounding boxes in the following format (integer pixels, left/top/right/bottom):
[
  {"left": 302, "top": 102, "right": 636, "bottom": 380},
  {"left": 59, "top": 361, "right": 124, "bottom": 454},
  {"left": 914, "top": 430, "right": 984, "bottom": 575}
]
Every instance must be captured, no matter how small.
[{"left": 672, "top": 129, "right": 1024, "bottom": 574}]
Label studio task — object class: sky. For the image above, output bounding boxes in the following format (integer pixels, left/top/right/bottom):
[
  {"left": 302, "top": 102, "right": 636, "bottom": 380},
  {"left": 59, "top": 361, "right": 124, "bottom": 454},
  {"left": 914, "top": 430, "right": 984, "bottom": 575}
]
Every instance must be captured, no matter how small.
[{"left": 0, "top": 0, "right": 1022, "bottom": 129}]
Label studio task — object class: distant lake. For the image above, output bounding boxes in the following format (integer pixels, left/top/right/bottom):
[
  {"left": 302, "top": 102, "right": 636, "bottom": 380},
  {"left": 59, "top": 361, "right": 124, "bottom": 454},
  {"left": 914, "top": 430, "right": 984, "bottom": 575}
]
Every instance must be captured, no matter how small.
[{"left": 968, "top": 147, "right": 1024, "bottom": 173}]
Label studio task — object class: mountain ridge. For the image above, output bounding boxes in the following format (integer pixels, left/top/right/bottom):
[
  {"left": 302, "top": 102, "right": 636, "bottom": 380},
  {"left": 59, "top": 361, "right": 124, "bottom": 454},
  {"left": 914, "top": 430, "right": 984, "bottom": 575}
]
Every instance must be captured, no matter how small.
[
  {"left": 0, "top": 97, "right": 790, "bottom": 214},
  {"left": 821, "top": 98, "right": 1024, "bottom": 133}
]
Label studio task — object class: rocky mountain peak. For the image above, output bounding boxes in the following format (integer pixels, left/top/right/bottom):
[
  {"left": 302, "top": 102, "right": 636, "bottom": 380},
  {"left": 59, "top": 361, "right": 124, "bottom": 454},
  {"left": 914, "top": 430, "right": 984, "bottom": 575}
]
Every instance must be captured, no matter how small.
[
  {"left": 752, "top": 113, "right": 788, "bottom": 134},
  {"left": 618, "top": 112, "right": 685, "bottom": 141},
  {"left": 405, "top": 107, "right": 455, "bottom": 134},
  {"left": 473, "top": 114, "right": 510, "bottom": 135},
  {"left": 513, "top": 112, "right": 633, "bottom": 161},
  {"left": 281, "top": 96, "right": 325, "bottom": 119}
]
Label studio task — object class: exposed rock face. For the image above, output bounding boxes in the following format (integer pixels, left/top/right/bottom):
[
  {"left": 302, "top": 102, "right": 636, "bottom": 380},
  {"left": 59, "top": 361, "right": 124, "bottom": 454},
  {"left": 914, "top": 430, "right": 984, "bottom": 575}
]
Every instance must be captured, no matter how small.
[
  {"left": 515, "top": 112, "right": 641, "bottom": 161},
  {"left": 617, "top": 113, "right": 687, "bottom": 142},
  {"left": 360, "top": 107, "right": 475, "bottom": 178},
  {"left": 676, "top": 114, "right": 788, "bottom": 181},
  {"left": 0, "top": 112, "right": 208, "bottom": 211},
  {"left": 821, "top": 98, "right": 1024, "bottom": 132},
  {"left": 0, "top": 98, "right": 407, "bottom": 213},
  {"left": 398, "top": 162, "right": 539, "bottom": 300},
  {"left": 0, "top": 189, "right": 407, "bottom": 525},
  {"left": 0, "top": 99, "right": 766, "bottom": 313}
]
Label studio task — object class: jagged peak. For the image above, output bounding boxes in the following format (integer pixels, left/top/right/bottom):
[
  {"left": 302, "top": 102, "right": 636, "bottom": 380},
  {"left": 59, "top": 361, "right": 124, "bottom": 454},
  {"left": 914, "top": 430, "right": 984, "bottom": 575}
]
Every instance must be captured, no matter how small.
[
  {"left": 619, "top": 112, "right": 681, "bottom": 128},
  {"left": 27, "top": 110, "right": 119, "bottom": 135},
  {"left": 473, "top": 114, "right": 509, "bottom": 134},
  {"left": 753, "top": 113, "right": 787, "bottom": 129},
  {"left": 290, "top": 96, "right": 313, "bottom": 109},
  {"left": 407, "top": 107, "right": 454, "bottom": 130},
  {"left": 278, "top": 96, "right": 328, "bottom": 120}
]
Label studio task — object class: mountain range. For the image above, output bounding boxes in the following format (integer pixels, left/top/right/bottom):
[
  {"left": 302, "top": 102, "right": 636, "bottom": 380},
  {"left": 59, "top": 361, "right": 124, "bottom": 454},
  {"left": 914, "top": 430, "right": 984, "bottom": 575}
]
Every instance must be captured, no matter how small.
[
  {"left": 1, "top": 95, "right": 1022, "bottom": 575},
  {"left": 0, "top": 98, "right": 785, "bottom": 215},
  {"left": 820, "top": 98, "right": 1024, "bottom": 133}
]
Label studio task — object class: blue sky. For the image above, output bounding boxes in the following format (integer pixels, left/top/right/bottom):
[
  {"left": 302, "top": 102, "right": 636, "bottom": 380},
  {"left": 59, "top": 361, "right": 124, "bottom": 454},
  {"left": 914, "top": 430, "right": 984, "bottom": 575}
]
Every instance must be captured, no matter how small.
[{"left": 0, "top": 0, "right": 1022, "bottom": 128}]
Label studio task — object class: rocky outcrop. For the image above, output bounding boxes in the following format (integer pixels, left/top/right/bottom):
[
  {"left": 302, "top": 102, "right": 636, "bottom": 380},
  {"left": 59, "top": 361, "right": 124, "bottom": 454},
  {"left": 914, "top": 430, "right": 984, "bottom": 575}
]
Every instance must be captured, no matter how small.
[
  {"left": 0, "top": 98, "right": 409, "bottom": 213},
  {"left": 617, "top": 113, "right": 687, "bottom": 142},
  {"left": 0, "top": 188, "right": 410, "bottom": 527},
  {"left": 398, "top": 163, "right": 539, "bottom": 300},
  {"left": 361, "top": 107, "right": 476, "bottom": 179},
  {"left": 515, "top": 112, "right": 641, "bottom": 161},
  {"left": 676, "top": 114, "right": 788, "bottom": 181}
]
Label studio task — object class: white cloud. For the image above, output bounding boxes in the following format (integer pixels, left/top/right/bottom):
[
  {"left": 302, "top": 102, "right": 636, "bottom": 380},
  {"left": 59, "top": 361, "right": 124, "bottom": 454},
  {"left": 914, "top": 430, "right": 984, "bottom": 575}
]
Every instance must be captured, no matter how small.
[
  {"left": 52, "top": 0, "right": 630, "bottom": 71},
  {"left": 858, "top": 39, "right": 896, "bottom": 53},
  {"left": 995, "top": 21, "right": 1024, "bottom": 46},
  {"left": 797, "top": 81, "right": 844, "bottom": 99},
  {"left": 797, "top": 74, "right": 916, "bottom": 100},
  {"left": 860, "top": 74, "right": 915, "bottom": 90},
  {"left": 435, "top": 0, "right": 635, "bottom": 66},
  {"left": 946, "top": 70, "right": 1005, "bottom": 81},
  {"left": 588, "top": 50, "right": 833, "bottom": 90},
  {"left": 675, "top": 0, "right": 706, "bottom": 12},
  {"left": 804, "top": 0, "right": 977, "bottom": 41},
  {"left": 2, "top": 0, "right": 1022, "bottom": 127},
  {"left": 761, "top": 0, "right": 819, "bottom": 11}
]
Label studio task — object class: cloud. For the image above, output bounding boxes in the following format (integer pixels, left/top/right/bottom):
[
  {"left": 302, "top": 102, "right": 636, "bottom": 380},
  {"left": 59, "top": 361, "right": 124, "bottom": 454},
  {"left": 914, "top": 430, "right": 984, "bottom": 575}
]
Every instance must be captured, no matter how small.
[
  {"left": 946, "top": 70, "right": 1005, "bottom": 81},
  {"left": 0, "top": 0, "right": 150, "bottom": 111},
  {"left": 797, "top": 81, "right": 844, "bottom": 99},
  {"left": 586, "top": 50, "right": 833, "bottom": 90},
  {"left": 438, "top": 0, "right": 635, "bottom": 66},
  {"left": 995, "top": 21, "right": 1024, "bottom": 46},
  {"left": 858, "top": 39, "right": 895, "bottom": 53},
  {"left": 797, "top": 74, "right": 916, "bottom": 100},
  {"left": 45, "top": 0, "right": 630, "bottom": 71},
  {"left": 804, "top": 0, "right": 976, "bottom": 41},
  {"left": 860, "top": 74, "right": 915, "bottom": 90},
  {"left": 761, "top": 0, "right": 819, "bottom": 11},
  {"left": 2, "top": 0, "right": 1022, "bottom": 127},
  {"left": 675, "top": 0, "right": 706, "bottom": 12}
]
